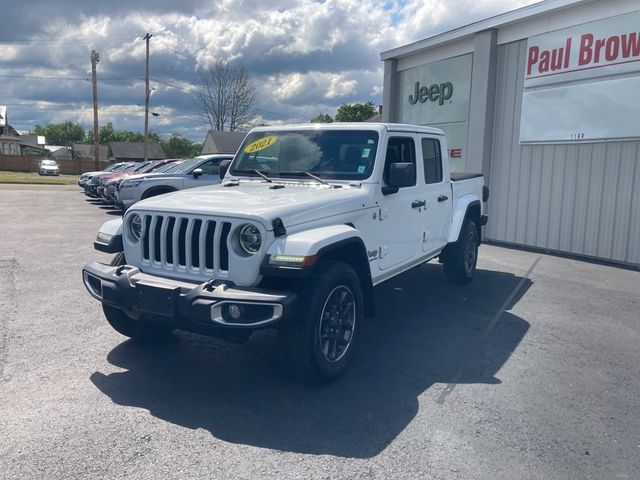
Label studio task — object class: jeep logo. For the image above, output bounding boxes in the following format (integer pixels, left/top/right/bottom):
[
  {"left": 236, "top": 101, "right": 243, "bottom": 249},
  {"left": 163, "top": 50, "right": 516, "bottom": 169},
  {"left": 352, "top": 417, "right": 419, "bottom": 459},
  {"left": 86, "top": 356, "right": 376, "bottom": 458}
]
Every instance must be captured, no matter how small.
[{"left": 408, "top": 81, "right": 453, "bottom": 106}]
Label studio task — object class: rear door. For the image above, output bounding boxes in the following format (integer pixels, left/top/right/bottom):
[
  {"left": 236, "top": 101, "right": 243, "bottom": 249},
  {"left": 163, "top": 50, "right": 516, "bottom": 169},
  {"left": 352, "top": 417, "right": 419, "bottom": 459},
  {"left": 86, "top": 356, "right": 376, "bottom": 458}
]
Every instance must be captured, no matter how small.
[{"left": 419, "top": 136, "right": 452, "bottom": 254}]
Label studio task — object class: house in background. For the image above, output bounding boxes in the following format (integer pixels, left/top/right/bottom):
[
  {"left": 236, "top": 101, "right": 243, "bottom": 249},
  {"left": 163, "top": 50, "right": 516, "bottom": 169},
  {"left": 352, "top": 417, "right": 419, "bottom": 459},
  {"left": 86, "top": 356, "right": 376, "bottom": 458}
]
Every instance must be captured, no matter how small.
[
  {"left": 73, "top": 143, "right": 110, "bottom": 161},
  {"left": 107, "top": 141, "right": 165, "bottom": 162},
  {"left": 46, "top": 146, "right": 73, "bottom": 160},
  {"left": 0, "top": 107, "right": 22, "bottom": 155},
  {"left": 201, "top": 131, "right": 246, "bottom": 155}
]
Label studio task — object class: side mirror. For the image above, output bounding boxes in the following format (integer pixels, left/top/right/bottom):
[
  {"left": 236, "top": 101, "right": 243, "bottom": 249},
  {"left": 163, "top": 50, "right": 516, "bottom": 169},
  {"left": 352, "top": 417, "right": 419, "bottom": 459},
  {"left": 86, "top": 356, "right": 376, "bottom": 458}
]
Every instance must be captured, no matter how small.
[
  {"left": 219, "top": 159, "right": 231, "bottom": 179},
  {"left": 192, "top": 168, "right": 203, "bottom": 178},
  {"left": 383, "top": 162, "right": 415, "bottom": 195}
]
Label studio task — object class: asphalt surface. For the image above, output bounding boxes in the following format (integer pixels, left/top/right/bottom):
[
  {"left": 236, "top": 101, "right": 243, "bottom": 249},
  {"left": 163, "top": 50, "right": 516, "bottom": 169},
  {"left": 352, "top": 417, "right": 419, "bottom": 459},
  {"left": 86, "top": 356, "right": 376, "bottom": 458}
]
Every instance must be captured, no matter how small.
[{"left": 0, "top": 184, "right": 639, "bottom": 480}]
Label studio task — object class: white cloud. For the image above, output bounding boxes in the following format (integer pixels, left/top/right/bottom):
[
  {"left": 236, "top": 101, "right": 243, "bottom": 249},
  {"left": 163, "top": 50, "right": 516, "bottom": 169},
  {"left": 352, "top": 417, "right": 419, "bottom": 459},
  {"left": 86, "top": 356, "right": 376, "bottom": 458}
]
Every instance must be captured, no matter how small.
[{"left": 1, "top": 0, "right": 537, "bottom": 139}]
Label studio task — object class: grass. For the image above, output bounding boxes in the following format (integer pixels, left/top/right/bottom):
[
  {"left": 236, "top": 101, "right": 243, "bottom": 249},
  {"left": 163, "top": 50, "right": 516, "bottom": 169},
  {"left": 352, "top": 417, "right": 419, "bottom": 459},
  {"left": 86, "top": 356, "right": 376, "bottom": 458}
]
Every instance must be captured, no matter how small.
[{"left": 0, "top": 171, "right": 80, "bottom": 185}]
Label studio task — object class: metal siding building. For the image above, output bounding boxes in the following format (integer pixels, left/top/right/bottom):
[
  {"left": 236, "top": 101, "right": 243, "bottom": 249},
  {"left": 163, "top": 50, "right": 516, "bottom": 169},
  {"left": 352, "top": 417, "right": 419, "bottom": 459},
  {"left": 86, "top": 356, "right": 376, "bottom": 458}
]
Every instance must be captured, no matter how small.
[{"left": 381, "top": 0, "right": 640, "bottom": 267}]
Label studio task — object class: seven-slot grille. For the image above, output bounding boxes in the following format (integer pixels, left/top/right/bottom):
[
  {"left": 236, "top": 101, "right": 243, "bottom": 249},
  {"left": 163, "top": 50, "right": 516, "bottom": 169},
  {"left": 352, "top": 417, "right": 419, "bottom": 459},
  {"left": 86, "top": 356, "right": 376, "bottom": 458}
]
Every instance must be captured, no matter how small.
[{"left": 140, "top": 214, "right": 232, "bottom": 274}]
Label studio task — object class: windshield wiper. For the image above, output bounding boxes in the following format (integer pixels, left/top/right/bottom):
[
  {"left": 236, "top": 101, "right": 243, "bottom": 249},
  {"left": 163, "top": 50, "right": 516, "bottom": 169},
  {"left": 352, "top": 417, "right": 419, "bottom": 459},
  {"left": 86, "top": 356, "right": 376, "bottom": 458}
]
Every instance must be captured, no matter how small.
[
  {"left": 233, "top": 169, "right": 272, "bottom": 182},
  {"left": 279, "top": 171, "right": 329, "bottom": 185}
]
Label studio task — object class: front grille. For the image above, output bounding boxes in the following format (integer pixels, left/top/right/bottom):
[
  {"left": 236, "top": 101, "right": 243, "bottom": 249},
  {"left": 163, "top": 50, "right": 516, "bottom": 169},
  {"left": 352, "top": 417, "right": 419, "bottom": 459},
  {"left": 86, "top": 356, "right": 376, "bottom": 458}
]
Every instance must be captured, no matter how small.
[{"left": 140, "top": 214, "right": 232, "bottom": 275}]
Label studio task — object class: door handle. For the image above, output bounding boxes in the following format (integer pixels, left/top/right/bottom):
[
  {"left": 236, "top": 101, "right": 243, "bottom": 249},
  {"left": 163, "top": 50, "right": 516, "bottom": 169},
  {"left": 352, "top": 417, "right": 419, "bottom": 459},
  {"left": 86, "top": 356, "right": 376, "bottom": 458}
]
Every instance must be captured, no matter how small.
[
  {"left": 411, "top": 200, "right": 426, "bottom": 209},
  {"left": 438, "top": 195, "right": 448, "bottom": 202}
]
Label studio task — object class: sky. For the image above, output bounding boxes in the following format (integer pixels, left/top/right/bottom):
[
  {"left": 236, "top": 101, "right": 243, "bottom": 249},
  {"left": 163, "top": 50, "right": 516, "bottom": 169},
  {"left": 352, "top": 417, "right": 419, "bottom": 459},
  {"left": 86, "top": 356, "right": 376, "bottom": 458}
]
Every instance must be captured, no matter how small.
[{"left": 0, "top": 0, "right": 536, "bottom": 143}]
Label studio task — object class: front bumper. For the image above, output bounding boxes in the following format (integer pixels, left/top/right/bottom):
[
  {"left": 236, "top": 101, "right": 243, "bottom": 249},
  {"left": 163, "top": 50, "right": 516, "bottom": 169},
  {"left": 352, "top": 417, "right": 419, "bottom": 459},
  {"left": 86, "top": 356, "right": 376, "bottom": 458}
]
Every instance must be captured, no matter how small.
[{"left": 82, "top": 261, "right": 296, "bottom": 332}]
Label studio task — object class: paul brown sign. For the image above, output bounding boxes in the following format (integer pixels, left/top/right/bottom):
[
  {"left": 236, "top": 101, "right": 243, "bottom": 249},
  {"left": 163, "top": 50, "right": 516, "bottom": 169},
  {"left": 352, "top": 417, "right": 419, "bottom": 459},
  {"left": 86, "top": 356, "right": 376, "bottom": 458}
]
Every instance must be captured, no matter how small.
[
  {"left": 525, "top": 12, "right": 640, "bottom": 87},
  {"left": 408, "top": 81, "right": 453, "bottom": 105}
]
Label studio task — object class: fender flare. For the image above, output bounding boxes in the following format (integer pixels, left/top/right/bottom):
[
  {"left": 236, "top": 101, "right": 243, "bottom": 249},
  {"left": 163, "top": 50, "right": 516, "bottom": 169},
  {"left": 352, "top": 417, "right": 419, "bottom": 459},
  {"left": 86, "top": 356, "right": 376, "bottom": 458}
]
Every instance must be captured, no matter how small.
[
  {"left": 264, "top": 224, "right": 376, "bottom": 318},
  {"left": 266, "top": 224, "right": 363, "bottom": 257},
  {"left": 141, "top": 185, "right": 178, "bottom": 199},
  {"left": 448, "top": 195, "right": 481, "bottom": 243}
]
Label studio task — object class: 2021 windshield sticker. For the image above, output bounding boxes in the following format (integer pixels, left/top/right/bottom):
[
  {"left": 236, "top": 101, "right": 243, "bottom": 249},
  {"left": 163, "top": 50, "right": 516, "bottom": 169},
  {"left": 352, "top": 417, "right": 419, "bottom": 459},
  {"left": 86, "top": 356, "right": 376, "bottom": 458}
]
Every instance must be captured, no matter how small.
[{"left": 244, "top": 136, "right": 278, "bottom": 154}]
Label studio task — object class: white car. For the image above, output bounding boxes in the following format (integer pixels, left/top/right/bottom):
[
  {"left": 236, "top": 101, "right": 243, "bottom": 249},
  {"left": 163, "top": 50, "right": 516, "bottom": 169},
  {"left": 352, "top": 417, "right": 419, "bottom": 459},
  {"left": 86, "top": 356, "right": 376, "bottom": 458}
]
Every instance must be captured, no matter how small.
[
  {"left": 83, "top": 123, "right": 488, "bottom": 384},
  {"left": 38, "top": 159, "right": 59, "bottom": 176}
]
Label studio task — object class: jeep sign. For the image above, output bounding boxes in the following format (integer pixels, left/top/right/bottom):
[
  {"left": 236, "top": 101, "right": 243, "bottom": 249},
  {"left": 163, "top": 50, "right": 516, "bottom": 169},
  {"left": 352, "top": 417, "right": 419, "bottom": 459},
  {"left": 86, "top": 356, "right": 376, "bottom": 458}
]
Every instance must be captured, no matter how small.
[
  {"left": 397, "top": 54, "right": 471, "bottom": 172},
  {"left": 408, "top": 81, "right": 453, "bottom": 105}
]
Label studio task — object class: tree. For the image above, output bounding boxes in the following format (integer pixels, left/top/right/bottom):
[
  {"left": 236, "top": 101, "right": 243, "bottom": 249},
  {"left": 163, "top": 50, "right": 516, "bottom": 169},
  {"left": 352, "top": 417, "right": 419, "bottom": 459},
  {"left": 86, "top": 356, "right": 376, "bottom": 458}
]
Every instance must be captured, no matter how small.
[
  {"left": 194, "top": 60, "right": 258, "bottom": 132},
  {"left": 160, "top": 134, "right": 201, "bottom": 158},
  {"left": 310, "top": 113, "right": 334, "bottom": 123},
  {"left": 86, "top": 122, "right": 160, "bottom": 144},
  {"left": 334, "top": 101, "right": 377, "bottom": 122},
  {"left": 30, "top": 122, "right": 86, "bottom": 146}
]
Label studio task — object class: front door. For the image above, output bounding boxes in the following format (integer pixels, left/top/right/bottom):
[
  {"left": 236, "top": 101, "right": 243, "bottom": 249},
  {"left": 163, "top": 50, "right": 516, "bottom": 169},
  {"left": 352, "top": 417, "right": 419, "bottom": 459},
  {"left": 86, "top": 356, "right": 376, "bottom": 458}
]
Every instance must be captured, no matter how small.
[
  {"left": 185, "top": 158, "right": 220, "bottom": 188},
  {"left": 377, "top": 136, "right": 425, "bottom": 271}
]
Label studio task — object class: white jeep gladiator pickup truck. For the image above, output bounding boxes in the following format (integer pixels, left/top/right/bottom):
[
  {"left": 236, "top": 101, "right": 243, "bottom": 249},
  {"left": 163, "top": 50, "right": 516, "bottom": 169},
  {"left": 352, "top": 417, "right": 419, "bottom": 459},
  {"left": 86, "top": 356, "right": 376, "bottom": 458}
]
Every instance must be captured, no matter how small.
[{"left": 83, "top": 123, "right": 489, "bottom": 384}]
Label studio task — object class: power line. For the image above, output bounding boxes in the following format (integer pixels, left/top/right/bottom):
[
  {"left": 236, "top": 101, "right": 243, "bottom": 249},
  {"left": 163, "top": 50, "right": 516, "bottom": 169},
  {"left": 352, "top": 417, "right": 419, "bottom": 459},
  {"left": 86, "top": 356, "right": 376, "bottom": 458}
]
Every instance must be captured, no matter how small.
[
  {"left": 0, "top": 36, "right": 136, "bottom": 45},
  {"left": 0, "top": 74, "right": 90, "bottom": 81},
  {"left": 0, "top": 74, "right": 141, "bottom": 82}
]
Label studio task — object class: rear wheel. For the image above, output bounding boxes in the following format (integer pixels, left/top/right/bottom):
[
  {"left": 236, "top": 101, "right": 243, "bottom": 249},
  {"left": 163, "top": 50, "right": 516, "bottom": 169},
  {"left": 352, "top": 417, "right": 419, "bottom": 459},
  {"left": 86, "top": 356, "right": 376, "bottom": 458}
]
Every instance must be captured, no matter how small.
[
  {"left": 442, "top": 218, "right": 479, "bottom": 285},
  {"left": 102, "top": 252, "right": 174, "bottom": 341},
  {"left": 281, "top": 260, "right": 363, "bottom": 385}
]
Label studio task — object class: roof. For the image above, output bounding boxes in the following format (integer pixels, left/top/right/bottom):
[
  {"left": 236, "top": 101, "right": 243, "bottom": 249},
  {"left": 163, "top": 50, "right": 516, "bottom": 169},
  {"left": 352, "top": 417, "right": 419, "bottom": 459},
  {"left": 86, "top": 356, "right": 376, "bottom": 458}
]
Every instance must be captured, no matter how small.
[
  {"left": 108, "top": 141, "right": 165, "bottom": 160},
  {"left": 73, "top": 143, "right": 110, "bottom": 159},
  {"left": 366, "top": 113, "right": 383, "bottom": 123},
  {"left": 380, "top": 0, "right": 586, "bottom": 60},
  {"left": 248, "top": 122, "right": 445, "bottom": 135},
  {"left": 20, "top": 135, "right": 44, "bottom": 147},
  {"left": 202, "top": 131, "right": 246, "bottom": 154}
]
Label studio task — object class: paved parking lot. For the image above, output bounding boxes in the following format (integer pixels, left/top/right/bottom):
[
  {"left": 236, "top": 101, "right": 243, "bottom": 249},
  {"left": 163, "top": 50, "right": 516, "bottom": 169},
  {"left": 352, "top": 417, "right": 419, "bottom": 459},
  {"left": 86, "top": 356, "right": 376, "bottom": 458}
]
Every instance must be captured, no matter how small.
[{"left": 0, "top": 184, "right": 639, "bottom": 479}]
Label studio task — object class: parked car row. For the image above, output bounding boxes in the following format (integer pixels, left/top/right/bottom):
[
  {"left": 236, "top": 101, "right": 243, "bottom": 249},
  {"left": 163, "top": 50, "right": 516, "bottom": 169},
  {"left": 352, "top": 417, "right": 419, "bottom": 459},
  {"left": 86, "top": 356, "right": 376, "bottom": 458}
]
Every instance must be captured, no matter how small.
[{"left": 80, "top": 154, "right": 234, "bottom": 211}]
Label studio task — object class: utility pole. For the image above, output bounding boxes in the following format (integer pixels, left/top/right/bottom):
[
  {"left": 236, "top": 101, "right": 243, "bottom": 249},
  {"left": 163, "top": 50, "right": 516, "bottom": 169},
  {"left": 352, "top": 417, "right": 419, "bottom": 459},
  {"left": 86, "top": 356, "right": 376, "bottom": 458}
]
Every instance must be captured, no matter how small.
[
  {"left": 143, "top": 33, "right": 152, "bottom": 162},
  {"left": 91, "top": 50, "right": 100, "bottom": 171}
]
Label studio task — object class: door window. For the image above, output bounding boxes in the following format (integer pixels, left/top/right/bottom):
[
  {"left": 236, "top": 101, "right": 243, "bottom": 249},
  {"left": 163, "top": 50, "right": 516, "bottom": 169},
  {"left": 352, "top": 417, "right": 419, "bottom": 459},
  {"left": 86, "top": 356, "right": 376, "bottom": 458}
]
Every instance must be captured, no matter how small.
[
  {"left": 198, "top": 160, "right": 220, "bottom": 175},
  {"left": 383, "top": 137, "right": 416, "bottom": 186},
  {"left": 421, "top": 138, "right": 443, "bottom": 184}
]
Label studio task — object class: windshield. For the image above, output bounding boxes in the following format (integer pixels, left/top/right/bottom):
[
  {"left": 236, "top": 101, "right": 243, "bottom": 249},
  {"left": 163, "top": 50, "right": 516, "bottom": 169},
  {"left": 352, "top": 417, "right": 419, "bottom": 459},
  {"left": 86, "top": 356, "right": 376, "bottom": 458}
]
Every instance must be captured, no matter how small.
[
  {"left": 170, "top": 158, "right": 201, "bottom": 174},
  {"left": 155, "top": 161, "right": 183, "bottom": 173},
  {"left": 230, "top": 130, "right": 379, "bottom": 181},
  {"left": 41, "top": 160, "right": 57, "bottom": 166},
  {"left": 126, "top": 162, "right": 151, "bottom": 172}
]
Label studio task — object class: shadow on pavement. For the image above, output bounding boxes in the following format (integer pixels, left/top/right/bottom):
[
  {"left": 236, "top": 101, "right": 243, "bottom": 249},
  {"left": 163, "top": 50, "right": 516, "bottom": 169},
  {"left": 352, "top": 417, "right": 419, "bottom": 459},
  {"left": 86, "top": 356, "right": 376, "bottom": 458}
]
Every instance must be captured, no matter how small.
[{"left": 90, "top": 262, "right": 531, "bottom": 458}]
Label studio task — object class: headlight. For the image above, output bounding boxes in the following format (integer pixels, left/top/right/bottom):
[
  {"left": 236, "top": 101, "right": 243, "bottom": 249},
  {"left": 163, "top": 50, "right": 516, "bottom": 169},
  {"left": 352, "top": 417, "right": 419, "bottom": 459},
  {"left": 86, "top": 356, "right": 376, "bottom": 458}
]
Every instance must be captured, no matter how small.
[
  {"left": 128, "top": 213, "right": 143, "bottom": 243},
  {"left": 121, "top": 180, "right": 142, "bottom": 188},
  {"left": 238, "top": 224, "right": 262, "bottom": 254}
]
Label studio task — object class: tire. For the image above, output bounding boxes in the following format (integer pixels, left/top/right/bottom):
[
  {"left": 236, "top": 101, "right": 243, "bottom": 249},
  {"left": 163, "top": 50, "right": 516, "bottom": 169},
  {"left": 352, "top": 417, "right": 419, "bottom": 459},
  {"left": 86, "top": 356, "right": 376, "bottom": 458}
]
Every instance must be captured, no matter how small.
[
  {"left": 442, "top": 218, "right": 479, "bottom": 285},
  {"left": 281, "top": 260, "right": 363, "bottom": 385},
  {"left": 102, "top": 252, "right": 174, "bottom": 341}
]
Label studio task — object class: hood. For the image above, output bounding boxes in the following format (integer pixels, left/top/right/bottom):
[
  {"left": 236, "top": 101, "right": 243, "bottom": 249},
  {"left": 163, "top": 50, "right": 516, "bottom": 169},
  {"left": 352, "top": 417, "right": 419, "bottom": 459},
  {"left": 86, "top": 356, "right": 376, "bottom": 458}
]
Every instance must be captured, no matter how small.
[
  {"left": 132, "top": 180, "right": 372, "bottom": 229},
  {"left": 117, "top": 172, "right": 166, "bottom": 183}
]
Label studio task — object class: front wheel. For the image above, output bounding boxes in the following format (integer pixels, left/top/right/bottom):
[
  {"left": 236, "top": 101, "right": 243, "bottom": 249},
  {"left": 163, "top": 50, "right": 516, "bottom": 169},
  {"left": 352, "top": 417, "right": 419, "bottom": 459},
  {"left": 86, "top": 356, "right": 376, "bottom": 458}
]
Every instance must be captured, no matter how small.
[
  {"left": 281, "top": 260, "right": 363, "bottom": 385},
  {"left": 442, "top": 218, "right": 479, "bottom": 285}
]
